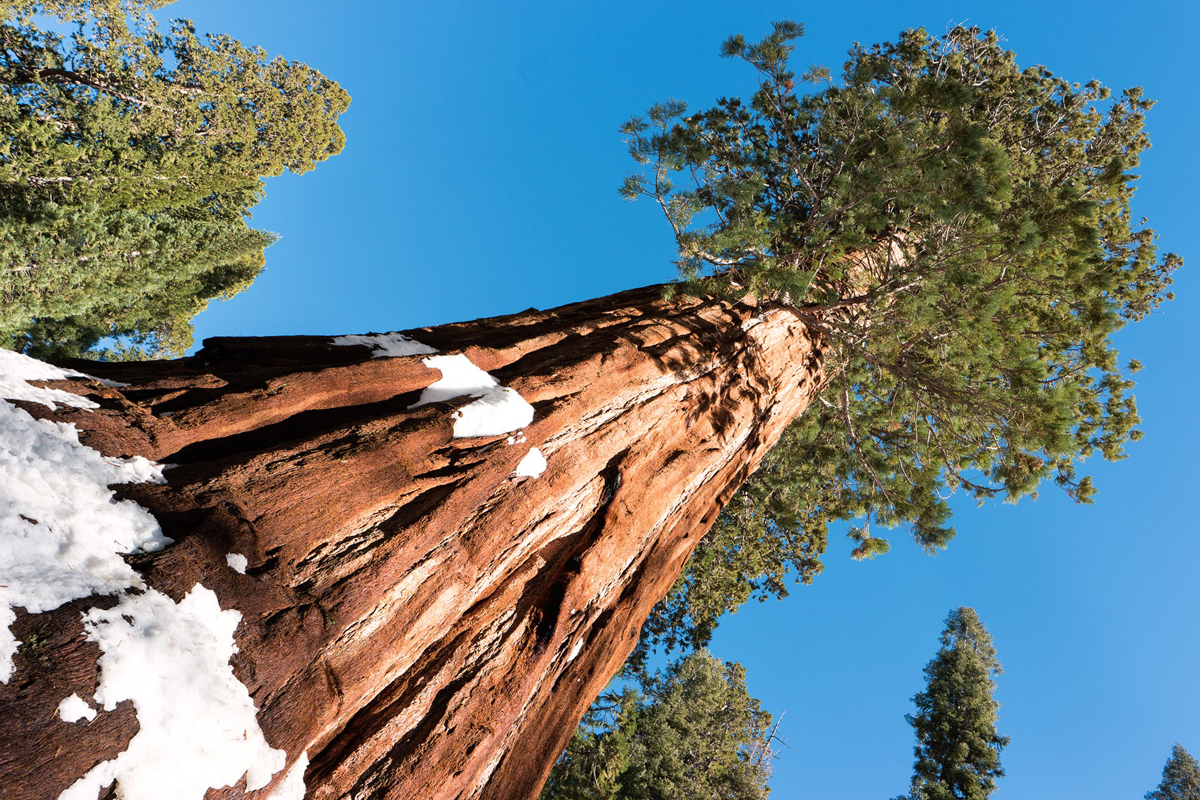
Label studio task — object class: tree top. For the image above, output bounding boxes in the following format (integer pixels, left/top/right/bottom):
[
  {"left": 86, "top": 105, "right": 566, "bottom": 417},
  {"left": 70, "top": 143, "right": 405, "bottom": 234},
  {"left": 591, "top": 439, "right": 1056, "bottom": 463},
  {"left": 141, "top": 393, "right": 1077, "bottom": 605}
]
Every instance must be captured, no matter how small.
[{"left": 623, "top": 22, "right": 1180, "bottom": 552}]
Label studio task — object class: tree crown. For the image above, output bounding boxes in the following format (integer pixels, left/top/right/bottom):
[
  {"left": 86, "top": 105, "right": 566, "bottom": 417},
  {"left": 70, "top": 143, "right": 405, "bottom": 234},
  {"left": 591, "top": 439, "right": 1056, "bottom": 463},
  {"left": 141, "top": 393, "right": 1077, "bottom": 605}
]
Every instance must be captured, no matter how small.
[
  {"left": 624, "top": 24, "right": 1180, "bottom": 659},
  {"left": 544, "top": 652, "right": 775, "bottom": 800},
  {"left": 901, "top": 607, "right": 1007, "bottom": 800},
  {"left": 0, "top": 1, "right": 348, "bottom": 357},
  {"left": 1146, "top": 744, "right": 1200, "bottom": 800},
  {"left": 1, "top": 0, "right": 349, "bottom": 215}
]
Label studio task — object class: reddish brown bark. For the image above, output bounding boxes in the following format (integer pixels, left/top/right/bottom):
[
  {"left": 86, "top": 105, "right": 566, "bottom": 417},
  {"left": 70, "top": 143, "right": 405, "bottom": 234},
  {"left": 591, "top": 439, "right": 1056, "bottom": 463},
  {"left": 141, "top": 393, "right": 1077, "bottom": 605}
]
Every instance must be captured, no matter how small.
[{"left": 0, "top": 284, "right": 825, "bottom": 800}]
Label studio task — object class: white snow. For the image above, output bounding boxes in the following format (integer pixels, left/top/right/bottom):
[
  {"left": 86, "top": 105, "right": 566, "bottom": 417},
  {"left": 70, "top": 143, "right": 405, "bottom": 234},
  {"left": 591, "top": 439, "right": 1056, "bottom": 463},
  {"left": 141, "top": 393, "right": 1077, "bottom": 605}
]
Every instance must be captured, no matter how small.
[
  {"left": 410, "top": 354, "right": 498, "bottom": 406},
  {"left": 58, "top": 693, "right": 97, "bottom": 723},
  {"left": 58, "top": 586, "right": 286, "bottom": 800},
  {"left": 513, "top": 447, "right": 547, "bottom": 478},
  {"left": 566, "top": 638, "right": 584, "bottom": 663},
  {"left": 411, "top": 354, "right": 535, "bottom": 438},
  {"left": 331, "top": 332, "right": 437, "bottom": 357},
  {"left": 226, "top": 553, "right": 248, "bottom": 574},
  {"left": 2, "top": 348, "right": 284, "bottom": 799},
  {"left": 266, "top": 751, "right": 310, "bottom": 800},
  {"left": 452, "top": 387, "right": 535, "bottom": 438},
  {"left": 0, "top": 347, "right": 99, "bottom": 409},
  {"left": 1, "top": 351, "right": 170, "bottom": 683}
]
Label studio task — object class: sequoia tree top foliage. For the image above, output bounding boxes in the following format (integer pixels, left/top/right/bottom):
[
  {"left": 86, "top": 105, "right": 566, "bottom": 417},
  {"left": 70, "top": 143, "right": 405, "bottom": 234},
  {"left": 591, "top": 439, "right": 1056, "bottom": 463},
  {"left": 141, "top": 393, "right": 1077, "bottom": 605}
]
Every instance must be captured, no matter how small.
[
  {"left": 625, "top": 22, "right": 1183, "bottom": 661},
  {"left": 623, "top": 22, "right": 1180, "bottom": 657}
]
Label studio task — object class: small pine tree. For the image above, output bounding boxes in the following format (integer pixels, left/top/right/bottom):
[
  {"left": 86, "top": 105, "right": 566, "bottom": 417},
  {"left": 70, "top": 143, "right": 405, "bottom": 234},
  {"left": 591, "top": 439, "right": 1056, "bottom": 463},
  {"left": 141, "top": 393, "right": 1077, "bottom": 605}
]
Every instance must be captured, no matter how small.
[
  {"left": 543, "top": 651, "right": 774, "bottom": 800},
  {"left": 1147, "top": 744, "right": 1200, "bottom": 800},
  {"left": 900, "top": 608, "right": 1008, "bottom": 800}
]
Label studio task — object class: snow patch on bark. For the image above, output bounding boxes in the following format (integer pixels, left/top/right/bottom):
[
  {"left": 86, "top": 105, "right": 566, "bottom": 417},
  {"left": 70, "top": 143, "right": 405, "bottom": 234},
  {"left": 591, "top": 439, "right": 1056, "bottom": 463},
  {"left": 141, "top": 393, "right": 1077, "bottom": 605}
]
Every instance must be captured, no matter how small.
[
  {"left": 513, "top": 447, "right": 547, "bottom": 478},
  {"left": 58, "top": 694, "right": 97, "bottom": 722},
  {"left": 411, "top": 354, "right": 535, "bottom": 438},
  {"left": 0, "top": 347, "right": 99, "bottom": 409},
  {"left": 226, "top": 553, "right": 249, "bottom": 574},
  {"left": 410, "top": 354, "right": 497, "bottom": 406},
  {"left": 331, "top": 333, "right": 437, "bottom": 357},
  {"left": 58, "top": 586, "right": 286, "bottom": 800},
  {"left": 2, "top": 350, "right": 284, "bottom": 798},
  {"left": 1, "top": 352, "right": 170, "bottom": 683},
  {"left": 265, "top": 751, "right": 309, "bottom": 800},
  {"left": 453, "top": 387, "right": 533, "bottom": 438}
]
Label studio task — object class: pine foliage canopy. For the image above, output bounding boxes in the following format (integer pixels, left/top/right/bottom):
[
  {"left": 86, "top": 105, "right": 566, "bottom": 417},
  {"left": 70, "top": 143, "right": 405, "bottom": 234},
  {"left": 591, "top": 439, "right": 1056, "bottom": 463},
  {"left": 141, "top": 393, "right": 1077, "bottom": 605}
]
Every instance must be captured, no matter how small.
[
  {"left": 627, "top": 22, "right": 1180, "bottom": 659},
  {"left": 0, "top": 0, "right": 349, "bottom": 356},
  {"left": 1147, "top": 744, "right": 1200, "bottom": 800}
]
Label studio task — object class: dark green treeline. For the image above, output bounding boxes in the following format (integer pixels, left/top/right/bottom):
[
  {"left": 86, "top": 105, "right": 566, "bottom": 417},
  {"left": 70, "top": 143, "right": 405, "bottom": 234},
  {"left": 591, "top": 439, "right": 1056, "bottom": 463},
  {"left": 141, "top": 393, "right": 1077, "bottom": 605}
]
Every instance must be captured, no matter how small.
[
  {"left": 0, "top": 0, "right": 348, "bottom": 358},
  {"left": 541, "top": 651, "right": 776, "bottom": 800}
]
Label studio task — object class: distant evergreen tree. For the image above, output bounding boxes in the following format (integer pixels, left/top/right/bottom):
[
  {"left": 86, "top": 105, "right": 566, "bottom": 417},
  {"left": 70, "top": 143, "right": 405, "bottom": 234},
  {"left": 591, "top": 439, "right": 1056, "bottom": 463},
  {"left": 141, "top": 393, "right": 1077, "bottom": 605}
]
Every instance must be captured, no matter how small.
[
  {"left": 542, "top": 652, "right": 775, "bottom": 800},
  {"left": 897, "top": 608, "right": 1007, "bottom": 800},
  {"left": 0, "top": 1, "right": 349, "bottom": 357},
  {"left": 1147, "top": 744, "right": 1200, "bottom": 800}
]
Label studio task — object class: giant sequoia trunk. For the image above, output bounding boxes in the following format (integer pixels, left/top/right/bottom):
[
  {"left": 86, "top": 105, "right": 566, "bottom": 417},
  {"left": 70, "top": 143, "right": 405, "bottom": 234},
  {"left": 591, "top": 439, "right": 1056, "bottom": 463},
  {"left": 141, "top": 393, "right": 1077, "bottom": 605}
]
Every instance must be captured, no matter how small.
[{"left": 1, "top": 284, "right": 826, "bottom": 800}]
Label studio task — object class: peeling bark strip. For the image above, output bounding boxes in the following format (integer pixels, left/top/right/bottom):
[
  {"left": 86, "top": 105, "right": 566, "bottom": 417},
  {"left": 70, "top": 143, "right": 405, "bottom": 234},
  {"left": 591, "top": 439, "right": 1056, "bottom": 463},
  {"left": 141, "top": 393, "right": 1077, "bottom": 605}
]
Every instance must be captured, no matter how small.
[{"left": 0, "top": 285, "right": 825, "bottom": 800}]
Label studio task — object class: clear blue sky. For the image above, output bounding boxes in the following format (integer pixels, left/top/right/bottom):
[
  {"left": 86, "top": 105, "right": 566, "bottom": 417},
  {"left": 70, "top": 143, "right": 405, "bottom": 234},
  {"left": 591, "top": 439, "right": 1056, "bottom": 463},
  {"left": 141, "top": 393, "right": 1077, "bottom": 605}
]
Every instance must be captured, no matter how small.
[{"left": 166, "top": 1, "right": 1198, "bottom": 796}]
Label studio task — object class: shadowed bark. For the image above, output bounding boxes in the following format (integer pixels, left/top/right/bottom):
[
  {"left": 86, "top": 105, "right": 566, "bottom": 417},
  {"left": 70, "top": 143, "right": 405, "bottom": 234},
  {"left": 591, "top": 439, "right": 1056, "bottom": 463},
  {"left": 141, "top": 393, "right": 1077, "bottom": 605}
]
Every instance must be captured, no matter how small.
[{"left": 0, "top": 284, "right": 826, "bottom": 800}]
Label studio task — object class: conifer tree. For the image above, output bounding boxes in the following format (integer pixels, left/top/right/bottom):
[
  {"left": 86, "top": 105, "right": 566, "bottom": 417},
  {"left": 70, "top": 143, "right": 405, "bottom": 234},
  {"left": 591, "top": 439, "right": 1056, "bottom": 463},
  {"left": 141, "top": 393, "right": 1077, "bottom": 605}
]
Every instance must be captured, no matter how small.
[
  {"left": 543, "top": 652, "right": 774, "bottom": 800},
  {"left": 0, "top": 1, "right": 348, "bottom": 356},
  {"left": 0, "top": 0, "right": 348, "bottom": 214},
  {"left": 0, "top": 199, "right": 273, "bottom": 356},
  {"left": 898, "top": 608, "right": 1007, "bottom": 800},
  {"left": 1147, "top": 744, "right": 1200, "bottom": 800},
  {"left": 0, "top": 21, "right": 1181, "bottom": 800},
  {"left": 624, "top": 21, "right": 1179, "bottom": 660}
]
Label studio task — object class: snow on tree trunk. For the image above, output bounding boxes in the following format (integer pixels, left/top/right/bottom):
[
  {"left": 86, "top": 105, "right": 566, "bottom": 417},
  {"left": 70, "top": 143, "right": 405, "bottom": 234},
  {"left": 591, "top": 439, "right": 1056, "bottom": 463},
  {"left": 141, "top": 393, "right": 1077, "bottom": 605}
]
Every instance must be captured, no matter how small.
[{"left": 0, "top": 284, "right": 826, "bottom": 800}]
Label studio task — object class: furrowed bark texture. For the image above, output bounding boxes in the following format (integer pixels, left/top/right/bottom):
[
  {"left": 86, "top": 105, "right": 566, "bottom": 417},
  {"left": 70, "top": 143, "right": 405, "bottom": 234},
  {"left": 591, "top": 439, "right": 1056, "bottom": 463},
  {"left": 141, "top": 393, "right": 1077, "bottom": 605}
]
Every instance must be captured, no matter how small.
[{"left": 0, "top": 285, "right": 825, "bottom": 800}]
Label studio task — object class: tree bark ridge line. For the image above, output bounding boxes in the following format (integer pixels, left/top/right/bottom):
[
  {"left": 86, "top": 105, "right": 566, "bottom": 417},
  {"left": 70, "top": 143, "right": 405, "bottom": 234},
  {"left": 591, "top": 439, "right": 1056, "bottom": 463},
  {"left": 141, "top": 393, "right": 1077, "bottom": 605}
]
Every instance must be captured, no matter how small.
[{"left": 1, "top": 283, "right": 826, "bottom": 800}]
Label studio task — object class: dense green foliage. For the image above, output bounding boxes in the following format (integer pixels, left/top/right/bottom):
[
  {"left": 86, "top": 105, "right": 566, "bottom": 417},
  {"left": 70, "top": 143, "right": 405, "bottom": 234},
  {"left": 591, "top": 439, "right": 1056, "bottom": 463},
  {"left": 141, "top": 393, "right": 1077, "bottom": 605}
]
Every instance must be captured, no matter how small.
[
  {"left": 626, "top": 22, "right": 1180, "bottom": 660},
  {"left": 0, "top": 0, "right": 348, "bottom": 356},
  {"left": 1147, "top": 744, "right": 1200, "bottom": 800},
  {"left": 542, "top": 652, "right": 775, "bottom": 800},
  {"left": 897, "top": 607, "right": 1007, "bottom": 800},
  {"left": 1, "top": 200, "right": 272, "bottom": 357}
]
